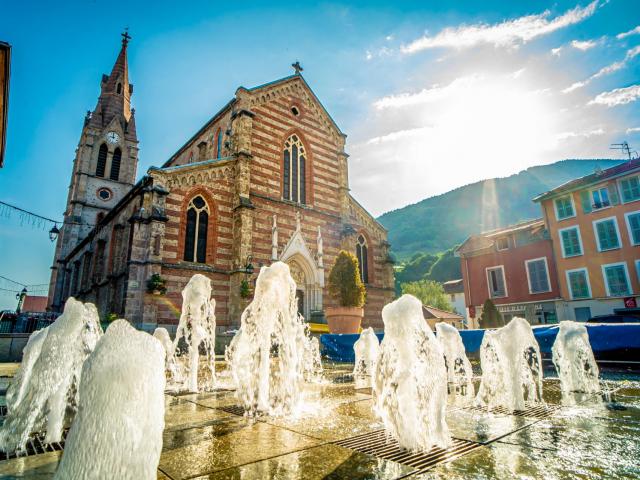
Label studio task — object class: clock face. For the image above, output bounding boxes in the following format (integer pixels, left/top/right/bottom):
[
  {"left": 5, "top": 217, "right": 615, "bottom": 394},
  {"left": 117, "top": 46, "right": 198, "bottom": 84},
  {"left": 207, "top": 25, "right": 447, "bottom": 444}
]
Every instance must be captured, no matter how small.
[{"left": 106, "top": 131, "right": 120, "bottom": 144}]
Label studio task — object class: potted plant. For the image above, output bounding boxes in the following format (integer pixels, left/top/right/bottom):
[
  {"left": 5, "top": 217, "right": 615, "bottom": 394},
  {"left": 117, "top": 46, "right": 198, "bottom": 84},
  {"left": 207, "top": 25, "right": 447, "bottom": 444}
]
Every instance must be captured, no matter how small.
[
  {"left": 325, "top": 250, "right": 366, "bottom": 334},
  {"left": 146, "top": 273, "right": 167, "bottom": 295}
]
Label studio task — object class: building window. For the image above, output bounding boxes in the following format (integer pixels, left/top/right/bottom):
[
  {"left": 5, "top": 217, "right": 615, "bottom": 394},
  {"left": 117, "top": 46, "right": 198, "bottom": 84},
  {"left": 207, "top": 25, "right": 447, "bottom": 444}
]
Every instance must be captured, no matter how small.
[
  {"left": 216, "top": 128, "right": 223, "bottom": 159},
  {"left": 635, "top": 259, "right": 640, "bottom": 284},
  {"left": 183, "top": 196, "right": 209, "bottom": 263},
  {"left": 197, "top": 141, "right": 207, "bottom": 161},
  {"left": 559, "top": 226, "right": 582, "bottom": 257},
  {"left": 283, "top": 134, "right": 306, "bottom": 204},
  {"left": 117, "top": 82, "right": 122, "bottom": 94},
  {"left": 625, "top": 211, "right": 640, "bottom": 246},
  {"left": 356, "top": 234, "right": 369, "bottom": 284},
  {"left": 554, "top": 196, "right": 575, "bottom": 220},
  {"left": 620, "top": 176, "right": 640, "bottom": 203},
  {"left": 97, "top": 188, "right": 112, "bottom": 201},
  {"left": 96, "top": 143, "right": 108, "bottom": 177},
  {"left": 496, "top": 237, "right": 510, "bottom": 251},
  {"left": 526, "top": 258, "right": 551, "bottom": 294},
  {"left": 593, "top": 217, "right": 620, "bottom": 252},
  {"left": 602, "top": 262, "right": 631, "bottom": 297},
  {"left": 566, "top": 268, "right": 591, "bottom": 299},
  {"left": 110, "top": 147, "right": 121, "bottom": 181},
  {"left": 591, "top": 187, "right": 610, "bottom": 210},
  {"left": 93, "top": 240, "right": 106, "bottom": 282},
  {"left": 486, "top": 266, "right": 507, "bottom": 298}
]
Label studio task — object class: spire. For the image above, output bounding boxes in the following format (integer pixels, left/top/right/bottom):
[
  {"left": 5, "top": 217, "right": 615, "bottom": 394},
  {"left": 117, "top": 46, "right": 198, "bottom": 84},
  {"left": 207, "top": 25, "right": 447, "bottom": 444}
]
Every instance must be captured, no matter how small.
[{"left": 90, "top": 30, "right": 133, "bottom": 129}]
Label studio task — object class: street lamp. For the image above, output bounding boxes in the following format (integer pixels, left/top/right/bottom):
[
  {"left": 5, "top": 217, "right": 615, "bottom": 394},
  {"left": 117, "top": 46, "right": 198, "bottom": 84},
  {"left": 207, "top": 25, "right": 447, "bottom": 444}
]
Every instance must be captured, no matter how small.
[
  {"left": 49, "top": 224, "right": 60, "bottom": 242},
  {"left": 244, "top": 255, "right": 254, "bottom": 275}
]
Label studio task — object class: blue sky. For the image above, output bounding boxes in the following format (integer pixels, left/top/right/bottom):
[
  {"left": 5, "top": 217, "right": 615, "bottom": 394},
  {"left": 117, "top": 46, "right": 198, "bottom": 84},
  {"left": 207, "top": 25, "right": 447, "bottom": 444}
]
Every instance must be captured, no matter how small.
[{"left": 0, "top": 0, "right": 639, "bottom": 309}]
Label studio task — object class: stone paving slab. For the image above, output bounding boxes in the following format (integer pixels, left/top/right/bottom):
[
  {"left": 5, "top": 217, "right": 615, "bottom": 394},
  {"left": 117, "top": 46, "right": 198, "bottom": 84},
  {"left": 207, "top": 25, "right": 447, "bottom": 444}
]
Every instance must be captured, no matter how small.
[{"left": 192, "top": 443, "right": 415, "bottom": 480}]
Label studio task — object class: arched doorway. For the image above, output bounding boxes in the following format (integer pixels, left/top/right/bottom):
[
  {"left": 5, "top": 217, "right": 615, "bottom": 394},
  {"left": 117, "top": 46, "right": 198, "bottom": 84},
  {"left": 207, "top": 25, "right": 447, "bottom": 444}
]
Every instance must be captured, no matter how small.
[{"left": 286, "top": 256, "right": 321, "bottom": 321}]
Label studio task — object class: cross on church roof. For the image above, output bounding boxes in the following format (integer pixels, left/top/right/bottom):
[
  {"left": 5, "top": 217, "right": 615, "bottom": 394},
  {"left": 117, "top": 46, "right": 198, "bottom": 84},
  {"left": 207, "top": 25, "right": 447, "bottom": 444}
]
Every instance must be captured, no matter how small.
[
  {"left": 292, "top": 61, "right": 303, "bottom": 75},
  {"left": 121, "top": 28, "right": 132, "bottom": 47}
]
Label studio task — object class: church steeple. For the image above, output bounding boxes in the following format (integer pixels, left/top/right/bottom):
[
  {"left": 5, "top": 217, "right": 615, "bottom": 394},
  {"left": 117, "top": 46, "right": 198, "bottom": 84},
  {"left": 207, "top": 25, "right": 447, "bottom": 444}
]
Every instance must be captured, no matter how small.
[{"left": 89, "top": 30, "right": 134, "bottom": 131}]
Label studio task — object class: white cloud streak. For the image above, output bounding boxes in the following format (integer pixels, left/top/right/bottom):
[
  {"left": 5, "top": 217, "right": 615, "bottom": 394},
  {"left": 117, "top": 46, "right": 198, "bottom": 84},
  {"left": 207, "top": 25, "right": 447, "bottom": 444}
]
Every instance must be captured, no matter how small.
[
  {"left": 555, "top": 128, "right": 604, "bottom": 140},
  {"left": 401, "top": 1, "right": 599, "bottom": 53},
  {"left": 373, "top": 75, "right": 481, "bottom": 109},
  {"left": 589, "top": 84, "right": 640, "bottom": 106},
  {"left": 627, "top": 127, "right": 640, "bottom": 134},
  {"left": 563, "top": 46, "right": 640, "bottom": 93},
  {"left": 571, "top": 39, "right": 598, "bottom": 50},
  {"left": 617, "top": 26, "right": 640, "bottom": 39}
]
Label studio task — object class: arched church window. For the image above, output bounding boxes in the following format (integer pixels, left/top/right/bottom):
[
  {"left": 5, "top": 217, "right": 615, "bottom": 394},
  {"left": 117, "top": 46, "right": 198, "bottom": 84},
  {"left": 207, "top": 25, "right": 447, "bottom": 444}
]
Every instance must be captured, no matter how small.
[
  {"left": 110, "top": 147, "right": 122, "bottom": 181},
  {"left": 283, "top": 134, "right": 306, "bottom": 204},
  {"left": 117, "top": 83, "right": 122, "bottom": 94},
  {"left": 183, "top": 196, "right": 209, "bottom": 263},
  {"left": 96, "top": 143, "right": 108, "bottom": 177},
  {"left": 356, "top": 234, "right": 369, "bottom": 284},
  {"left": 216, "top": 128, "right": 222, "bottom": 158}
]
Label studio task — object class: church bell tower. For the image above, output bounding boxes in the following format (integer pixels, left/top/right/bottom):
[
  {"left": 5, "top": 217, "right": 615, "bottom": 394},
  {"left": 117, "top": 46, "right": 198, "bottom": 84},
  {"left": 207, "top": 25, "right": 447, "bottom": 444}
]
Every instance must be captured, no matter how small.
[{"left": 48, "top": 31, "right": 139, "bottom": 310}]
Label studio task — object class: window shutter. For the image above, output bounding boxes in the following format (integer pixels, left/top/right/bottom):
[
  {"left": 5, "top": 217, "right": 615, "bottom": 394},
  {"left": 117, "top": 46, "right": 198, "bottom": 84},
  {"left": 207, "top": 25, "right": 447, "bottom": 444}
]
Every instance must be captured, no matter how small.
[
  {"left": 607, "top": 184, "right": 620, "bottom": 206},
  {"left": 580, "top": 190, "right": 592, "bottom": 213}
]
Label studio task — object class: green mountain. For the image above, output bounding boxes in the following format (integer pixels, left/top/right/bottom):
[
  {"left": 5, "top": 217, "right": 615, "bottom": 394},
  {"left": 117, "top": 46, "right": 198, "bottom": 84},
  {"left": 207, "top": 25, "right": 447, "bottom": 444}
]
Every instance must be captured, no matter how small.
[{"left": 378, "top": 159, "right": 624, "bottom": 260}]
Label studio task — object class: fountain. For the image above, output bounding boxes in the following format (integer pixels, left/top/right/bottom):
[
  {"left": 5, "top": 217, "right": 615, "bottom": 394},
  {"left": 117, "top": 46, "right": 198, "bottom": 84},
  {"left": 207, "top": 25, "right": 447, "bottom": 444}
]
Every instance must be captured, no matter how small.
[
  {"left": 227, "top": 261, "right": 307, "bottom": 416},
  {"left": 173, "top": 274, "right": 216, "bottom": 392},
  {"left": 435, "top": 322, "right": 475, "bottom": 404},
  {"left": 552, "top": 321, "right": 600, "bottom": 397},
  {"left": 301, "top": 325, "right": 323, "bottom": 383},
  {"left": 0, "top": 298, "right": 102, "bottom": 452},
  {"left": 54, "top": 320, "right": 165, "bottom": 480},
  {"left": 374, "top": 294, "right": 450, "bottom": 452},
  {"left": 475, "top": 317, "right": 543, "bottom": 412},
  {"left": 353, "top": 327, "right": 380, "bottom": 387},
  {"left": 153, "top": 327, "right": 179, "bottom": 383}
]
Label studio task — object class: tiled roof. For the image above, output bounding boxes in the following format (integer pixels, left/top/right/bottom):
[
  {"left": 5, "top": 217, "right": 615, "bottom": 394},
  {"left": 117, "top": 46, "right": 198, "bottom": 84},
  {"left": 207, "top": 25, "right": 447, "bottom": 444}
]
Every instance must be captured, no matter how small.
[
  {"left": 422, "top": 305, "right": 463, "bottom": 320},
  {"left": 443, "top": 279, "right": 464, "bottom": 294},
  {"left": 456, "top": 218, "right": 544, "bottom": 256},
  {"left": 22, "top": 296, "right": 48, "bottom": 313},
  {"left": 533, "top": 158, "right": 640, "bottom": 202}
]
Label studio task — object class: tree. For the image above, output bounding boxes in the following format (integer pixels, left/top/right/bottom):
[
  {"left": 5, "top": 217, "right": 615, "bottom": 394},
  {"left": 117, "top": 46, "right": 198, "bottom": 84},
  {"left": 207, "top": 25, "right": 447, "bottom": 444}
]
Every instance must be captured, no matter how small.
[
  {"left": 479, "top": 299, "right": 504, "bottom": 329},
  {"left": 400, "top": 280, "right": 452, "bottom": 312},
  {"left": 328, "top": 251, "right": 366, "bottom": 307},
  {"left": 426, "top": 246, "right": 462, "bottom": 283}
]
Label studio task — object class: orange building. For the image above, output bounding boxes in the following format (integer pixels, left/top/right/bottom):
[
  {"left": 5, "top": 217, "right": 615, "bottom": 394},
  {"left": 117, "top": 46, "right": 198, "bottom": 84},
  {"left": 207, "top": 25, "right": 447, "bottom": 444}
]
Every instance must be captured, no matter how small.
[{"left": 534, "top": 159, "right": 640, "bottom": 321}]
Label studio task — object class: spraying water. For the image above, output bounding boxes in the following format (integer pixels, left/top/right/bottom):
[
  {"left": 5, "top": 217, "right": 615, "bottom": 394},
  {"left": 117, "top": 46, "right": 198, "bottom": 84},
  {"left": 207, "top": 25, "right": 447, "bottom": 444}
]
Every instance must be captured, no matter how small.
[
  {"left": 353, "top": 327, "right": 380, "bottom": 387},
  {"left": 54, "top": 320, "right": 165, "bottom": 480},
  {"left": 475, "top": 317, "right": 543, "bottom": 412},
  {"left": 227, "top": 261, "right": 307, "bottom": 416},
  {"left": 301, "top": 325, "right": 323, "bottom": 383},
  {"left": 153, "top": 327, "right": 179, "bottom": 384},
  {"left": 552, "top": 321, "right": 600, "bottom": 397},
  {"left": 0, "top": 298, "right": 102, "bottom": 452},
  {"left": 374, "top": 295, "right": 450, "bottom": 452},
  {"left": 435, "top": 322, "right": 475, "bottom": 405},
  {"left": 173, "top": 274, "right": 216, "bottom": 392}
]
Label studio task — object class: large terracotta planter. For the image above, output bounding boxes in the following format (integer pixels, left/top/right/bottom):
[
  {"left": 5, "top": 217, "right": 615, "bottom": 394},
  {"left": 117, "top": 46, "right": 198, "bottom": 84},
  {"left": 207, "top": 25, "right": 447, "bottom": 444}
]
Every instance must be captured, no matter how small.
[{"left": 325, "top": 306, "right": 363, "bottom": 334}]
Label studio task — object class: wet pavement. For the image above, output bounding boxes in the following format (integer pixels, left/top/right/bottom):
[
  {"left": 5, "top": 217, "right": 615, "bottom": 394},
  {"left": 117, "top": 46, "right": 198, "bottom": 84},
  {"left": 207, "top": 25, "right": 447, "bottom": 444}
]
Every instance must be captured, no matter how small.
[{"left": 0, "top": 362, "right": 638, "bottom": 479}]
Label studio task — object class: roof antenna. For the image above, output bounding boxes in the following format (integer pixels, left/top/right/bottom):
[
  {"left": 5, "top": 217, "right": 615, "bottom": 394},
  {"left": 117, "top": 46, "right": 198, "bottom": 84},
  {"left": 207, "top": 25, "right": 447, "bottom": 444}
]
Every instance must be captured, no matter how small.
[{"left": 610, "top": 141, "right": 638, "bottom": 161}]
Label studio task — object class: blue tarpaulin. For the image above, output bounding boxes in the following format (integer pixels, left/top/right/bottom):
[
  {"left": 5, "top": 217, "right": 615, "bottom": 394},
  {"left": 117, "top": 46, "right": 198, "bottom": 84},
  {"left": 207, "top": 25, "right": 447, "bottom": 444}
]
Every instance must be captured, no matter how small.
[{"left": 320, "top": 324, "right": 640, "bottom": 362}]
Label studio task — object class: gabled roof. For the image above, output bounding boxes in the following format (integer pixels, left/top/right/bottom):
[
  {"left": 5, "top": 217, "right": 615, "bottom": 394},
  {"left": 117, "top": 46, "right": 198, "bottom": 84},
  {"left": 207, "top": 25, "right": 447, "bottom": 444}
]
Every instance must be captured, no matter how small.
[
  {"left": 533, "top": 158, "right": 639, "bottom": 202},
  {"left": 443, "top": 279, "right": 464, "bottom": 294},
  {"left": 243, "top": 73, "right": 345, "bottom": 137}
]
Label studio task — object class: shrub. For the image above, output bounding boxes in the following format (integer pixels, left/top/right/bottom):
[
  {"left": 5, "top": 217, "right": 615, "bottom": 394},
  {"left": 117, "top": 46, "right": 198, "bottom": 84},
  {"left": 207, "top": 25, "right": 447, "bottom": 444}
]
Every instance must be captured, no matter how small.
[
  {"left": 146, "top": 273, "right": 167, "bottom": 295},
  {"left": 328, "top": 250, "right": 366, "bottom": 308},
  {"left": 479, "top": 298, "right": 503, "bottom": 329},
  {"left": 239, "top": 278, "right": 252, "bottom": 299}
]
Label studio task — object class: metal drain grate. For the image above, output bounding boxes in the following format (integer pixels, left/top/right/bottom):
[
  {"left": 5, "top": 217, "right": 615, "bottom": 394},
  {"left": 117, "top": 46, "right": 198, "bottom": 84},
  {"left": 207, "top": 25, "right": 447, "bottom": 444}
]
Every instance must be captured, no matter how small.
[
  {"left": 464, "top": 404, "right": 559, "bottom": 419},
  {"left": 217, "top": 404, "right": 247, "bottom": 417},
  {"left": 334, "top": 430, "right": 483, "bottom": 474},
  {"left": 0, "top": 429, "right": 68, "bottom": 461}
]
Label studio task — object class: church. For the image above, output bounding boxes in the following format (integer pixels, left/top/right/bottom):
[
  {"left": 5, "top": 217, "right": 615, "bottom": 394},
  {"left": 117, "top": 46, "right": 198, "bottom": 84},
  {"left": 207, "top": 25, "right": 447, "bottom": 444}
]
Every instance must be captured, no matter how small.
[{"left": 47, "top": 33, "right": 395, "bottom": 331}]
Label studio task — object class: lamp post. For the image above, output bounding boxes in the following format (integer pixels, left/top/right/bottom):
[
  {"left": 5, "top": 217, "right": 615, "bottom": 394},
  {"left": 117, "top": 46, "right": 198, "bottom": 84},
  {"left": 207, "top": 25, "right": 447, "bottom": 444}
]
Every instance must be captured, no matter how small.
[{"left": 15, "top": 287, "right": 27, "bottom": 314}]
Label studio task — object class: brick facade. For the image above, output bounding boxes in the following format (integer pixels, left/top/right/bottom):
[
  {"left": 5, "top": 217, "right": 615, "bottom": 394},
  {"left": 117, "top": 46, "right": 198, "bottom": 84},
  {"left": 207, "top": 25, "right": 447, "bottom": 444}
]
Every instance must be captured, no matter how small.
[{"left": 50, "top": 41, "right": 394, "bottom": 331}]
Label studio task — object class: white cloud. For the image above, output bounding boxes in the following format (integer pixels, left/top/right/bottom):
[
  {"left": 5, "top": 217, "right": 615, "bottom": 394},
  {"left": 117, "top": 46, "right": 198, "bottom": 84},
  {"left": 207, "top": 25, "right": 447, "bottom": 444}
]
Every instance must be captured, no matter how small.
[
  {"left": 373, "top": 75, "right": 481, "bottom": 109},
  {"left": 555, "top": 128, "right": 604, "bottom": 140},
  {"left": 617, "top": 25, "right": 640, "bottom": 39},
  {"left": 563, "top": 46, "right": 640, "bottom": 93},
  {"left": 551, "top": 47, "right": 563, "bottom": 56},
  {"left": 627, "top": 127, "right": 640, "bottom": 134},
  {"left": 571, "top": 39, "right": 598, "bottom": 50},
  {"left": 589, "top": 84, "right": 640, "bottom": 106},
  {"left": 365, "top": 127, "right": 432, "bottom": 145},
  {"left": 401, "top": 1, "right": 599, "bottom": 53}
]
